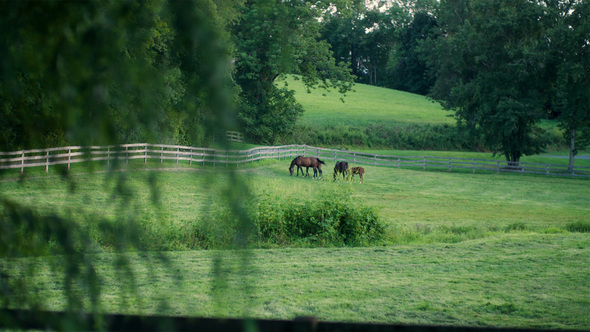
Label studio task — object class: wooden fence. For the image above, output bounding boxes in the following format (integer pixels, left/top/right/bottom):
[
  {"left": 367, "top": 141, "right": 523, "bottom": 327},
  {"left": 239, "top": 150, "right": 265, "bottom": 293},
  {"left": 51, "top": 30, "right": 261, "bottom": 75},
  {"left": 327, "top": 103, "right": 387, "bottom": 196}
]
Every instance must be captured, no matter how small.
[{"left": 1, "top": 143, "right": 589, "bottom": 178}]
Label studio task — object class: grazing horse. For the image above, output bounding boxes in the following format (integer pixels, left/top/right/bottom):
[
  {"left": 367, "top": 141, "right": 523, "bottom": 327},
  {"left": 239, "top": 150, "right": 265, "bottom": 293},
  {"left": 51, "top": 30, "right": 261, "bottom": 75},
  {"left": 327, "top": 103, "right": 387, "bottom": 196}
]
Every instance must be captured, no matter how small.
[
  {"left": 289, "top": 156, "right": 306, "bottom": 176},
  {"left": 289, "top": 156, "right": 325, "bottom": 179},
  {"left": 333, "top": 161, "right": 349, "bottom": 181},
  {"left": 351, "top": 167, "right": 365, "bottom": 183}
]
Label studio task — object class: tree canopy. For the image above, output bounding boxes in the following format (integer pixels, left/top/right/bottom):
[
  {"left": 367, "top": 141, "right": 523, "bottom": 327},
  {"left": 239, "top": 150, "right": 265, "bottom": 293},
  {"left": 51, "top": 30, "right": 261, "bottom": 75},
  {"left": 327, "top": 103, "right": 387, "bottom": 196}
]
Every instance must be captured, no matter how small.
[
  {"left": 0, "top": 0, "right": 239, "bottom": 151},
  {"left": 547, "top": 0, "right": 590, "bottom": 168},
  {"left": 232, "top": 0, "right": 354, "bottom": 143},
  {"left": 427, "top": 0, "right": 552, "bottom": 163}
]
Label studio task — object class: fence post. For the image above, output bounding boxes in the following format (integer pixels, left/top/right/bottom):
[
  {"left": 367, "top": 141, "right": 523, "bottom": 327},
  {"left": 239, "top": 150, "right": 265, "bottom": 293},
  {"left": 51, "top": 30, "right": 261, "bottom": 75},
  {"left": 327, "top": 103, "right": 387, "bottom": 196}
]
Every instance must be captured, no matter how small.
[
  {"left": 144, "top": 144, "right": 148, "bottom": 164},
  {"left": 160, "top": 146, "right": 163, "bottom": 164},
  {"left": 68, "top": 149, "right": 71, "bottom": 170},
  {"left": 45, "top": 151, "right": 49, "bottom": 172},
  {"left": 176, "top": 147, "right": 179, "bottom": 165},
  {"left": 546, "top": 164, "right": 549, "bottom": 176},
  {"left": 126, "top": 146, "right": 129, "bottom": 164},
  {"left": 521, "top": 162, "right": 525, "bottom": 174},
  {"left": 472, "top": 159, "right": 475, "bottom": 173},
  {"left": 189, "top": 148, "right": 193, "bottom": 166},
  {"left": 397, "top": 157, "right": 401, "bottom": 169},
  {"left": 497, "top": 161, "right": 500, "bottom": 174},
  {"left": 423, "top": 156, "right": 426, "bottom": 171},
  {"left": 354, "top": 152, "right": 357, "bottom": 165},
  {"left": 448, "top": 158, "right": 452, "bottom": 172},
  {"left": 374, "top": 155, "right": 376, "bottom": 166},
  {"left": 107, "top": 148, "right": 110, "bottom": 166},
  {"left": 21, "top": 151, "right": 25, "bottom": 174}
]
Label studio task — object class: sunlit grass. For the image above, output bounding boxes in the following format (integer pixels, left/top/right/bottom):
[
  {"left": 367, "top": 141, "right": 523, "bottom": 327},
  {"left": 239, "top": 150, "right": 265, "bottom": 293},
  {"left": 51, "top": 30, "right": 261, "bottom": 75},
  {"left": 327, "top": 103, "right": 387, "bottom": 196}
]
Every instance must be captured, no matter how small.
[{"left": 279, "top": 76, "right": 454, "bottom": 127}]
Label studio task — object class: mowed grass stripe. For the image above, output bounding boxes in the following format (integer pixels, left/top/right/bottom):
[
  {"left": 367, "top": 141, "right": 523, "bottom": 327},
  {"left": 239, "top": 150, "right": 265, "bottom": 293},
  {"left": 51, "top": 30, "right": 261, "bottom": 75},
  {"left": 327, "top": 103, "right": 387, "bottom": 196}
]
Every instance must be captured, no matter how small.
[{"left": 14, "top": 234, "right": 590, "bottom": 329}]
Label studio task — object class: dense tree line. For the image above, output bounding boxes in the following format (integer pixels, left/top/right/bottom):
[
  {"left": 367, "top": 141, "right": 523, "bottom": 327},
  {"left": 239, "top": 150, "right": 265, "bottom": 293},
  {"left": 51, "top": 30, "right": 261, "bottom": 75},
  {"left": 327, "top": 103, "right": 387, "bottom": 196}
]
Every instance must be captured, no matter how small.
[
  {"left": 322, "top": 0, "right": 589, "bottom": 166},
  {"left": 0, "top": 0, "right": 354, "bottom": 150},
  {"left": 1, "top": 0, "right": 588, "bottom": 166}
]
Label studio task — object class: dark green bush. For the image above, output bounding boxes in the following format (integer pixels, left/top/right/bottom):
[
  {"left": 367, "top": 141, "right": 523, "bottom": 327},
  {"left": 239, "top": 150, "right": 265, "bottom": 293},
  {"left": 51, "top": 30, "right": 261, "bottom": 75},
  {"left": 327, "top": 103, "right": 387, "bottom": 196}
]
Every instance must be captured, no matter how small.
[
  {"left": 255, "top": 190, "right": 384, "bottom": 247},
  {"left": 565, "top": 221, "right": 590, "bottom": 233}
]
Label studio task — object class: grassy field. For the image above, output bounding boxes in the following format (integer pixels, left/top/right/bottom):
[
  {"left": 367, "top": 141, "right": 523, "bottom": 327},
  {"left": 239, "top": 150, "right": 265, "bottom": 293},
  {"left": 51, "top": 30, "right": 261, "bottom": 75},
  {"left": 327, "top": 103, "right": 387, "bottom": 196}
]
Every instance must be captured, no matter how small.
[
  {"left": 280, "top": 76, "right": 568, "bottom": 151},
  {"left": 2, "top": 81, "right": 588, "bottom": 329},
  {"left": 2, "top": 159, "right": 589, "bottom": 329},
  {"left": 280, "top": 76, "right": 454, "bottom": 127}
]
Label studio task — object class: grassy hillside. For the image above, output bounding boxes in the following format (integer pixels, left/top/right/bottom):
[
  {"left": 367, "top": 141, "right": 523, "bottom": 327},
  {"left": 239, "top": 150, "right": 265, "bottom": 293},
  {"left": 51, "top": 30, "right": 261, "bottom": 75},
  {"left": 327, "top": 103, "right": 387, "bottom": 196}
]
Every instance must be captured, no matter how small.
[
  {"left": 280, "top": 76, "right": 566, "bottom": 151},
  {"left": 280, "top": 76, "right": 453, "bottom": 127}
]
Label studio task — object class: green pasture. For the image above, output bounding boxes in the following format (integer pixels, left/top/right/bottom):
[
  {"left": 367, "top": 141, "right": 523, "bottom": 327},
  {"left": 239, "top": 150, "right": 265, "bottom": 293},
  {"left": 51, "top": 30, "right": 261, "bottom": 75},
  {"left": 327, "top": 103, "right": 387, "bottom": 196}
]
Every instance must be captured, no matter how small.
[
  {"left": 280, "top": 76, "right": 454, "bottom": 127},
  {"left": 281, "top": 76, "right": 569, "bottom": 151},
  {"left": 1, "top": 158, "right": 589, "bottom": 329}
]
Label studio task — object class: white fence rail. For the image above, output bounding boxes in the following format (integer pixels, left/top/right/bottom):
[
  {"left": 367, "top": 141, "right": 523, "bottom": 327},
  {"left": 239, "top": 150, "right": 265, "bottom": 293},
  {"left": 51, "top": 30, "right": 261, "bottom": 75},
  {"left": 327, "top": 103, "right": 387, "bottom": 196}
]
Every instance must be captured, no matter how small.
[{"left": 1, "top": 143, "right": 589, "bottom": 178}]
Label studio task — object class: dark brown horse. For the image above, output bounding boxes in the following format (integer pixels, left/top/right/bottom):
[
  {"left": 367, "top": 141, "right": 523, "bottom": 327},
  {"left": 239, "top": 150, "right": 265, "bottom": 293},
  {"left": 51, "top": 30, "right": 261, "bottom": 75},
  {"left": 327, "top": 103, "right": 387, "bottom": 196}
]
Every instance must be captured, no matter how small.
[
  {"left": 289, "top": 156, "right": 306, "bottom": 176},
  {"left": 333, "top": 161, "right": 349, "bottom": 181},
  {"left": 289, "top": 156, "right": 325, "bottom": 178},
  {"left": 351, "top": 167, "right": 365, "bottom": 183}
]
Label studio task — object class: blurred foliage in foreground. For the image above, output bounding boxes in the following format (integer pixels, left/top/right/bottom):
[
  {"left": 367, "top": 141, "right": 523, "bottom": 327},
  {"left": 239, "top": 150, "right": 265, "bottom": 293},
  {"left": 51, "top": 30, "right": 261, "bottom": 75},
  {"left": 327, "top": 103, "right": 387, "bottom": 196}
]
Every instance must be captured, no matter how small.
[{"left": 0, "top": 0, "right": 253, "bottom": 327}]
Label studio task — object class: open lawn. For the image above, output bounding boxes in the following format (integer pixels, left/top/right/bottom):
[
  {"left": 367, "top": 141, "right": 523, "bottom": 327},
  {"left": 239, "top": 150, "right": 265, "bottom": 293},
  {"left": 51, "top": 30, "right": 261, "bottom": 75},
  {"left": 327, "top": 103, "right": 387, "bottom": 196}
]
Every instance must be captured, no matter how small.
[{"left": 1, "top": 159, "right": 589, "bottom": 329}]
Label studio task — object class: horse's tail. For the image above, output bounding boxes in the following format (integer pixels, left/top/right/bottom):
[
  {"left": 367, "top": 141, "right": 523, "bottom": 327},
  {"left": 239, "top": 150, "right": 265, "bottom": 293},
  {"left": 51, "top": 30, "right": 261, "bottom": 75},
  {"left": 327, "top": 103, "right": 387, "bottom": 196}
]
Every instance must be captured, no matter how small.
[{"left": 317, "top": 158, "right": 325, "bottom": 165}]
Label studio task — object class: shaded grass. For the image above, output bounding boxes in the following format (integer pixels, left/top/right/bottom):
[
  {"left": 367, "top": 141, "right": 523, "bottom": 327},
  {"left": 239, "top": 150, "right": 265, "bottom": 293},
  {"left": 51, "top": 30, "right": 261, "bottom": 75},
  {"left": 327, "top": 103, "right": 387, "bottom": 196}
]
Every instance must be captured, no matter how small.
[{"left": 4, "top": 234, "right": 589, "bottom": 329}]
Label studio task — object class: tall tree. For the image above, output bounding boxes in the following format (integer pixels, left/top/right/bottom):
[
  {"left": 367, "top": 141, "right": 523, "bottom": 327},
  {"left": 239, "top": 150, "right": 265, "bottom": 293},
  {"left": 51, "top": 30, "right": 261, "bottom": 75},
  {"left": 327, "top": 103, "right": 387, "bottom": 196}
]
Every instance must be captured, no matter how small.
[
  {"left": 548, "top": 0, "right": 590, "bottom": 170},
  {"left": 233, "top": 0, "right": 353, "bottom": 144},
  {"left": 388, "top": 11, "right": 438, "bottom": 95},
  {"left": 428, "top": 0, "right": 550, "bottom": 164},
  {"left": 0, "top": 0, "right": 237, "bottom": 150},
  {"left": 321, "top": 2, "right": 404, "bottom": 86}
]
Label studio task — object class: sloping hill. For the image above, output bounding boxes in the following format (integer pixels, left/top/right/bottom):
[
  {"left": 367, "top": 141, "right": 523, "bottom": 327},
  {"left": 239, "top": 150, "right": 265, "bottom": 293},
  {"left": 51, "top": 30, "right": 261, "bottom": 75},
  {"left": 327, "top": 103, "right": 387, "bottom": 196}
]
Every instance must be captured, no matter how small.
[{"left": 280, "top": 76, "right": 454, "bottom": 127}]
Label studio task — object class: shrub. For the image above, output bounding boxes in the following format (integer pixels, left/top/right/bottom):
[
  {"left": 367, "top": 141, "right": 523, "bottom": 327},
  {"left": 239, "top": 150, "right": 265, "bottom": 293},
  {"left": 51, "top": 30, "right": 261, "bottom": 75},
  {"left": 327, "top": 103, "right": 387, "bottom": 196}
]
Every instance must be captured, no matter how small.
[
  {"left": 565, "top": 221, "right": 590, "bottom": 233},
  {"left": 255, "top": 189, "right": 384, "bottom": 247}
]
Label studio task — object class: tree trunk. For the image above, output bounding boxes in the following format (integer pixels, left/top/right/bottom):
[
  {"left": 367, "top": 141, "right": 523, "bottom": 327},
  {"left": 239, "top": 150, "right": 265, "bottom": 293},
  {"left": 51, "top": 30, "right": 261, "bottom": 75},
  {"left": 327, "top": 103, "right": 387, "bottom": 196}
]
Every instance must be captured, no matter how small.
[
  {"left": 568, "top": 128, "right": 576, "bottom": 172},
  {"left": 506, "top": 153, "right": 520, "bottom": 170}
]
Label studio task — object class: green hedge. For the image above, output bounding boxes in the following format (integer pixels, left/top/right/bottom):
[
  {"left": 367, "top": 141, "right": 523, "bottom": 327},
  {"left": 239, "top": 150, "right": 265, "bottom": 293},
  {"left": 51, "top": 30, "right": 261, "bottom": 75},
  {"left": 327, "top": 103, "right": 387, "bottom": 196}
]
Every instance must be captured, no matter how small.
[{"left": 287, "top": 123, "right": 565, "bottom": 151}]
